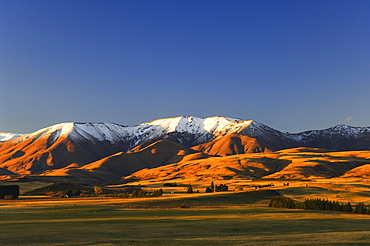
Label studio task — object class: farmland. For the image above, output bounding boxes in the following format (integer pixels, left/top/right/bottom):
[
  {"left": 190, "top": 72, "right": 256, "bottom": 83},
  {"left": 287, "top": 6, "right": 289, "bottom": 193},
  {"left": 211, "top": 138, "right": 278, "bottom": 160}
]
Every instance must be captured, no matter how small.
[{"left": 1, "top": 180, "right": 370, "bottom": 245}]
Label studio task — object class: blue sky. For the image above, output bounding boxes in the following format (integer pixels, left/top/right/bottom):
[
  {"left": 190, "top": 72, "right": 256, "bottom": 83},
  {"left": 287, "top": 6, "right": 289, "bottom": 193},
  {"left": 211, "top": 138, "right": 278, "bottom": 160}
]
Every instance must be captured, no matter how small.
[{"left": 1, "top": 0, "right": 369, "bottom": 133}]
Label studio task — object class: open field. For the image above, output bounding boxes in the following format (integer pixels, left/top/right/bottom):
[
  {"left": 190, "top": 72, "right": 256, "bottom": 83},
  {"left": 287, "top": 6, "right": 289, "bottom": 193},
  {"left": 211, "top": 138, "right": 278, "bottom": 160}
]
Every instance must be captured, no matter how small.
[
  {"left": 0, "top": 205, "right": 370, "bottom": 245},
  {"left": 1, "top": 183, "right": 370, "bottom": 246}
]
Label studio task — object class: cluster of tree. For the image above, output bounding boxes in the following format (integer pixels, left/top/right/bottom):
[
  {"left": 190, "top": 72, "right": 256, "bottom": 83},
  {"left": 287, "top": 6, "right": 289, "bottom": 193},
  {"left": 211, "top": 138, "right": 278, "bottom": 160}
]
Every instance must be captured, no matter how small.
[
  {"left": 151, "top": 189, "right": 164, "bottom": 197},
  {"left": 215, "top": 184, "right": 229, "bottom": 192},
  {"left": 45, "top": 186, "right": 84, "bottom": 197},
  {"left": 43, "top": 184, "right": 164, "bottom": 199},
  {"left": 269, "top": 196, "right": 370, "bottom": 214},
  {"left": 205, "top": 182, "right": 228, "bottom": 193},
  {"left": 0, "top": 185, "right": 19, "bottom": 199},
  {"left": 131, "top": 188, "right": 163, "bottom": 198},
  {"left": 353, "top": 202, "right": 370, "bottom": 214},
  {"left": 269, "top": 196, "right": 352, "bottom": 212}
]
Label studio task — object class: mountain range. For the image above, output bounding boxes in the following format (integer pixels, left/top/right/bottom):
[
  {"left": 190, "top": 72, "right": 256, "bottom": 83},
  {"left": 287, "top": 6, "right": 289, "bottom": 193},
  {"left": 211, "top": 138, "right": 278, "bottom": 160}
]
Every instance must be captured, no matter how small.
[{"left": 1, "top": 116, "right": 370, "bottom": 185}]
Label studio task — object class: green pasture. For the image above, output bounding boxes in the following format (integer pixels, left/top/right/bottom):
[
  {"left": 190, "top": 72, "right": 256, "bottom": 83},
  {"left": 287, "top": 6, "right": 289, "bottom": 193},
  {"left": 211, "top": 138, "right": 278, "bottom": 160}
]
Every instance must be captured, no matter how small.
[
  {"left": 0, "top": 183, "right": 370, "bottom": 245},
  {"left": 1, "top": 204, "right": 370, "bottom": 245}
]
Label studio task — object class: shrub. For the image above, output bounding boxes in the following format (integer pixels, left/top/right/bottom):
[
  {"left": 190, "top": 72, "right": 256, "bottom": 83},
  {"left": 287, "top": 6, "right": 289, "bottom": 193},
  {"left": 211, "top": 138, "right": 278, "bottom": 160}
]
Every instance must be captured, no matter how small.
[
  {"left": 3, "top": 195, "right": 13, "bottom": 200},
  {"left": 45, "top": 191, "right": 66, "bottom": 197}
]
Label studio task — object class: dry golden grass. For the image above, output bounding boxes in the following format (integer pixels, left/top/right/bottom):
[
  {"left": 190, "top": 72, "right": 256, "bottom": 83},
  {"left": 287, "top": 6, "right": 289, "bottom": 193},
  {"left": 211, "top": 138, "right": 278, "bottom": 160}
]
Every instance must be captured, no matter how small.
[
  {"left": 2, "top": 140, "right": 370, "bottom": 190},
  {"left": 192, "top": 133, "right": 274, "bottom": 156},
  {"left": 127, "top": 148, "right": 370, "bottom": 184}
]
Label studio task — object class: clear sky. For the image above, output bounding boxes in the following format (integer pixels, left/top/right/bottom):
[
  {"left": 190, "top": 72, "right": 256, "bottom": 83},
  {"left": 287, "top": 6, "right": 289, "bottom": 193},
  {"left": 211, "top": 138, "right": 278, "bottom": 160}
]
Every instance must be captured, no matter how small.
[{"left": 1, "top": 0, "right": 369, "bottom": 133}]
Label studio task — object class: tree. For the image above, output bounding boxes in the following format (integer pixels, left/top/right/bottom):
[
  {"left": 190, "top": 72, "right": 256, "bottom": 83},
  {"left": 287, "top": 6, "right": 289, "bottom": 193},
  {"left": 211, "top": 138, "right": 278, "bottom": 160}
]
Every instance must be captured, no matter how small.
[
  {"left": 187, "top": 185, "right": 194, "bottom": 194},
  {"left": 73, "top": 187, "right": 81, "bottom": 197},
  {"left": 205, "top": 187, "right": 213, "bottom": 193},
  {"left": 94, "top": 186, "right": 103, "bottom": 196},
  {"left": 152, "top": 189, "right": 164, "bottom": 197},
  {"left": 215, "top": 184, "right": 228, "bottom": 192},
  {"left": 137, "top": 190, "right": 146, "bottom": 197},
  {"left": 354, "top": 202, "right": 367, "bottom": 214},
  {"left": 343, "top": 202, "right": 353, "bottom": 213},
  {"left": 152, "top": 190, "right": 158, "bottom": 197},
  {"left": 132, "top": 189, "right": 138, "bottom": 198},
  {"left": 205, "top": 182, "right": 215, "bottom": 193},
  {"left": 66, "top": 187, "right": 73, "bottom": 197}
]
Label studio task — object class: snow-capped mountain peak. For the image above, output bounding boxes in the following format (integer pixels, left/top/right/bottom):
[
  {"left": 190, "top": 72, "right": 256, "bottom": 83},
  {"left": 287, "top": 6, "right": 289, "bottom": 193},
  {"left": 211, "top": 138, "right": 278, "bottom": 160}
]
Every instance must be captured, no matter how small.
[
  {"left": 7, "top": 116, "right": 256, "bottom": 149},
  {"left": 2, "top": 116, "right": 370, "bottom": 152},
  {"left": 143, "top": 116, "right": 253, "bottom": 135},
  {"left": 2, "top": 115, "right": 370, "bottom": 179},
  {"left": 0, "top": 116, "right": 277, "bottom": 149}
]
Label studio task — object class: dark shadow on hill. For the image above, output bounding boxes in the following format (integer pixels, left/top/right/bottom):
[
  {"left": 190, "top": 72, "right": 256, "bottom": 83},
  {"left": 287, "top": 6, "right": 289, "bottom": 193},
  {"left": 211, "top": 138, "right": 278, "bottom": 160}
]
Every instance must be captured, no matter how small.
[
  {"left": 300, "top": 159, "right": 370, "bottom": 178},
  {"left": 225, "top": 158, "right": 292, "bottom": 179}
]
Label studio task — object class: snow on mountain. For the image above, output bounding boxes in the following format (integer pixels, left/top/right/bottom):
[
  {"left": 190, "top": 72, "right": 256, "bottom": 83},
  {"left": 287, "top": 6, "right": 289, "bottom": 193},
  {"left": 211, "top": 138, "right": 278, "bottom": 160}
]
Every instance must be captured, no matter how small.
[
  {"left": 0, "top": 132, "right": 23, "bottom": 142},
  {"left": 17, "top": 122, "right": 141, "bottom": 149},
  {"left": 4, "top": 116, "right": 257, "bottom": 150},
  {"left": 81, "top": 116, "right": 253, "bottom": 147},
  {"left": 2, "top": 116, "right": 370, "bottom": 151},
  {"left": 283, "top": 124, "right": 370, "bottom": 150},
  {"left": 144, "top": 116, "right": 252, "bottom": 135},
  {"left": 288, "top": 124, "right": 370, "bottom": 142}
]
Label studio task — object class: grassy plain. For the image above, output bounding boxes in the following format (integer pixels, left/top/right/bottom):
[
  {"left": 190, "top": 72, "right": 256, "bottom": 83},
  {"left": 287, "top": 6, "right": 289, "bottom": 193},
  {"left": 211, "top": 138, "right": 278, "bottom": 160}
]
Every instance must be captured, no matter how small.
[
  {"left": 1, "top": 204, "right": 370, "bottom": 245},
  {"left": 1, "top": 180, "right": 370, "bottom": 245}
]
